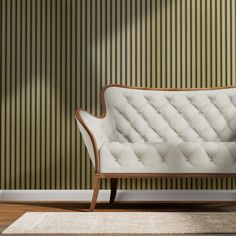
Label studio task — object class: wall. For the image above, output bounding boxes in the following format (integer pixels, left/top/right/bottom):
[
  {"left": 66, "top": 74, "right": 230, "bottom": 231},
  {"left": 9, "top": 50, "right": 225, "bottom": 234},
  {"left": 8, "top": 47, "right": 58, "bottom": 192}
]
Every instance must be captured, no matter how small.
[{"left": 1, "top": 0, "right": 236, "bottom": 189}]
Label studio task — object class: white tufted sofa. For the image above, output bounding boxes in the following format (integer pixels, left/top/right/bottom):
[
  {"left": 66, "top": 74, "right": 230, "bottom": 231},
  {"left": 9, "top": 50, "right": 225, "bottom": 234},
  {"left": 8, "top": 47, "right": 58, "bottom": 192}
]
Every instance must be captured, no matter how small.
[{"left": 75, "top": 85, "right": 236, "bottom": 210}]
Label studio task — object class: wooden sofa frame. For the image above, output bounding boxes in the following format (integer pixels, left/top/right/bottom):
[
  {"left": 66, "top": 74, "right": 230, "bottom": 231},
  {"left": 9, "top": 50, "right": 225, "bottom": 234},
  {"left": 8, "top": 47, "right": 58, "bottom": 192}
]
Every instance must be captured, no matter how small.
[{"left": 75, "top": 84, "right": 236, "bottom": 211}]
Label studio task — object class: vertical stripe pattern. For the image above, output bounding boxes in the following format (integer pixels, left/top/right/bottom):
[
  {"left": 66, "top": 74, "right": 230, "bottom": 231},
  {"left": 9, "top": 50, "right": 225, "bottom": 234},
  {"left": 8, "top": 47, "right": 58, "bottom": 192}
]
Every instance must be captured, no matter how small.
[{"left": 1, "top": 0, "right": 236, "bottom": 189}]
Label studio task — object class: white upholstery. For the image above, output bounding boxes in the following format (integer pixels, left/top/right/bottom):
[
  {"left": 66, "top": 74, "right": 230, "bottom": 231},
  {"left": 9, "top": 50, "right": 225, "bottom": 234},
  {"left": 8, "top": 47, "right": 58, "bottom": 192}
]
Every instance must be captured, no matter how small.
[
  {"left": 76, "top": 86, "right": 236, "bottom": 173},
  {"left": 100, "top": 142, "right": 236, "bottom": 173},
  {"left": 76, "top": 111, "right": 116, "bottom": 166}
]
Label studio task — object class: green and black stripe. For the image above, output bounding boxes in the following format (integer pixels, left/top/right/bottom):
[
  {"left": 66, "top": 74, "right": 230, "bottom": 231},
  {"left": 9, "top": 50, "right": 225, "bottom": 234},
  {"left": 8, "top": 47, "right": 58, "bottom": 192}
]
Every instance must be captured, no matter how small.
[{"left": 0, "top": 0, "right": 236, "bottom": 190}]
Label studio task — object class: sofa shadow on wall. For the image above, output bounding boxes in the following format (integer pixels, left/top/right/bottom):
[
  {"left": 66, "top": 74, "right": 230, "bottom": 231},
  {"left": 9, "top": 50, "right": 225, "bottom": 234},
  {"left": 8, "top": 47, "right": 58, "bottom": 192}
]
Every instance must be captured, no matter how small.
[{"left": 1, "top": 0, "right": 236, "bottom": 190}]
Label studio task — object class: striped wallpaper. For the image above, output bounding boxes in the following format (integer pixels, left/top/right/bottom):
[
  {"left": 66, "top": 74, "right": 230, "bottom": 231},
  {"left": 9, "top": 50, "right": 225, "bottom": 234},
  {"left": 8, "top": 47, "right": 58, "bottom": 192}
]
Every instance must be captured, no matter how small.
[{"left": 1, "top": 0, "right": 236, "bottom": 190}]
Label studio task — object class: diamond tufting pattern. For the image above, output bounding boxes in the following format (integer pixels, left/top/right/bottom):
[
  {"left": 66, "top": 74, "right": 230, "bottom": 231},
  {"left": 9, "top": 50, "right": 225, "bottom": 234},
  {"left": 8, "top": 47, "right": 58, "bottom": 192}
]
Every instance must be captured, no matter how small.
[
  {"left": 77, "top": 86, "right": 236, "bottom": 173},
  {"left": 105, "top": 88, "right": 236, "bottom": 143},
  {"left": 99, "top": 142, "right": 236, "bottom": 173}
]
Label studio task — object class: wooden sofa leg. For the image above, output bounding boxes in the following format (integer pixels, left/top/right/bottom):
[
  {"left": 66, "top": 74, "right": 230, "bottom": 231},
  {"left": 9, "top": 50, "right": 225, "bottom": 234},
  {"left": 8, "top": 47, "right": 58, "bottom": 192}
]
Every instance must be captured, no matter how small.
[
  {"left": 90, "top": 176, "right": 101, "bottom": 211},
  {"left": 109, "top": 178, "right": 118, "bottom": 204}
]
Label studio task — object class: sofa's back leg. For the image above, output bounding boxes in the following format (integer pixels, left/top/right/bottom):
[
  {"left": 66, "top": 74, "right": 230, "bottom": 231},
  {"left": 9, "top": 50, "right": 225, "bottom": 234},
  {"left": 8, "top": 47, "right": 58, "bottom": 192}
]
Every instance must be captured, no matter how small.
[
  {"left": 109, "top": 178, "right": 118, "bottom": 204},
  {"left": 90, "top": 176, "right": 101, "bottom": 211}
]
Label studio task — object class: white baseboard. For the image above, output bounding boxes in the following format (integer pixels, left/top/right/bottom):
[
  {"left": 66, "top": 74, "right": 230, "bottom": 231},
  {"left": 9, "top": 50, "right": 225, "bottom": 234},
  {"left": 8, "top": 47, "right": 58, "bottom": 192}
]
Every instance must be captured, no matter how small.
[{"left": 1, "top": 190, "right": 236, "bottom": 202}]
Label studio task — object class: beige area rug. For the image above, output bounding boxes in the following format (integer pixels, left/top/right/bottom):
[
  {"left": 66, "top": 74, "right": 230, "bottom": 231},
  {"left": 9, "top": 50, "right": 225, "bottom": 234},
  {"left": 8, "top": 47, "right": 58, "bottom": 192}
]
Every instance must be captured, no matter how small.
[{"left": 3, "top": 212, "right": 236, "bottom": 235}]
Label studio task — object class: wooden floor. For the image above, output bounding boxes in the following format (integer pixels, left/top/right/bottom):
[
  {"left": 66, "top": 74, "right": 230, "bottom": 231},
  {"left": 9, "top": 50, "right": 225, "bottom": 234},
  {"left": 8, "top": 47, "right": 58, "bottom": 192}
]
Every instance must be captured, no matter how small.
[{"left": 1, "top": 202, "right": 236, "bottom": 235}]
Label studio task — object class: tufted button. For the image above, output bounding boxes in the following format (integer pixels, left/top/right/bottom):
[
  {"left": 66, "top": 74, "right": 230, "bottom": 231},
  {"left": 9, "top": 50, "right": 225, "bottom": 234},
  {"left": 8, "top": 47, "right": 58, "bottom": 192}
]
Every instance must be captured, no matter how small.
[
  {"left": 185, "top": 157, "right": 189, "bottom": 161},
  {"left": 137, "top": 157, "right": 141, "bottom": 161},
  {"left": 187, "top": 122, "right": 191, "bottom": 127},
  {"left": 161, "top": 157, "right": 165, "bottom": 162},
  {"left": 209, "top": 157, "right": 213, "bottom": 161},
  {"left": 209, "top": 97, "right": 215, "bottom": 102},
  {"left": 199, "top": 111, "right": 204, "bottom": 116},
  {"left": 114, "top": 157, "right": 118, "bottom": 161}
]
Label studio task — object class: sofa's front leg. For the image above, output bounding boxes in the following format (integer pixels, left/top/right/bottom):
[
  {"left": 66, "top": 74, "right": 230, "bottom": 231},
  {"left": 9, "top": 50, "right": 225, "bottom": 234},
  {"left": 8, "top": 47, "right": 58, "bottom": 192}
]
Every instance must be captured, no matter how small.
[
  {"left": 90, "top": 176, "right": 101, "bottom": 211},
  {"left": 109, "top": 178, "right": 118, "bottom": 204}
]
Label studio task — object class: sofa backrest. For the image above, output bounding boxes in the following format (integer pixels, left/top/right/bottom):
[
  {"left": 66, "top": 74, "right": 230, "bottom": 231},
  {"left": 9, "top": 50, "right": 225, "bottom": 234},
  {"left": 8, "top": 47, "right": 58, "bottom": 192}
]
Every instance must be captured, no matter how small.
[{"left": 103, "top": 85, "right": 236, "bottom": 143}]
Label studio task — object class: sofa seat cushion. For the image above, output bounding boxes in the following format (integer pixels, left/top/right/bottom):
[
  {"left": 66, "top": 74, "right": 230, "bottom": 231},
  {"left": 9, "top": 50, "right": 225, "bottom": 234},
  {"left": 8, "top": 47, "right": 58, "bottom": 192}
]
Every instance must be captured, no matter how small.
[{"left": 99, "top": 142, "right": 236, "bottom": 173}]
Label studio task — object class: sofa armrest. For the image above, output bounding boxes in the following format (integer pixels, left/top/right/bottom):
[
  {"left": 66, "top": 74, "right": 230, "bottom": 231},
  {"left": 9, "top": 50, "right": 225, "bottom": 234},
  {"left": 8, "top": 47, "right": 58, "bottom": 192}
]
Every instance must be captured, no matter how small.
[{"left": 75, "top": 109, "right": 115, "bottom": 173}]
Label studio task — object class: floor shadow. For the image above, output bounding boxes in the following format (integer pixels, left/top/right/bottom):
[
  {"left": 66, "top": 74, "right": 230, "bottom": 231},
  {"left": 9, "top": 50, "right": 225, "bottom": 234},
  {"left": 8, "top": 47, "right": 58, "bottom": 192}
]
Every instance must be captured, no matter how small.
[{"left": 5, "top": 202, "right": 236, "bottom": 212}]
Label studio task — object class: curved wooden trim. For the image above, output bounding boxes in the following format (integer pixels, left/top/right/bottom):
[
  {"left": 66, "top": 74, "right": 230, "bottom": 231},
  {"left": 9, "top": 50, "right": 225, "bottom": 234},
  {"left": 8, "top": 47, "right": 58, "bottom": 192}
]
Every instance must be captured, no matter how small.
[
  {"left": 103, "top": 84, "right": 236, "bottom": 92},
  {"left": 75, "top": 109, "right": 100, "bottom": 173},
  {"left": 76, "top": 84, "right": 236, "bottom": 175},
  {"left": 90, "top": 175, "right": 101, "bottom": 211}
]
